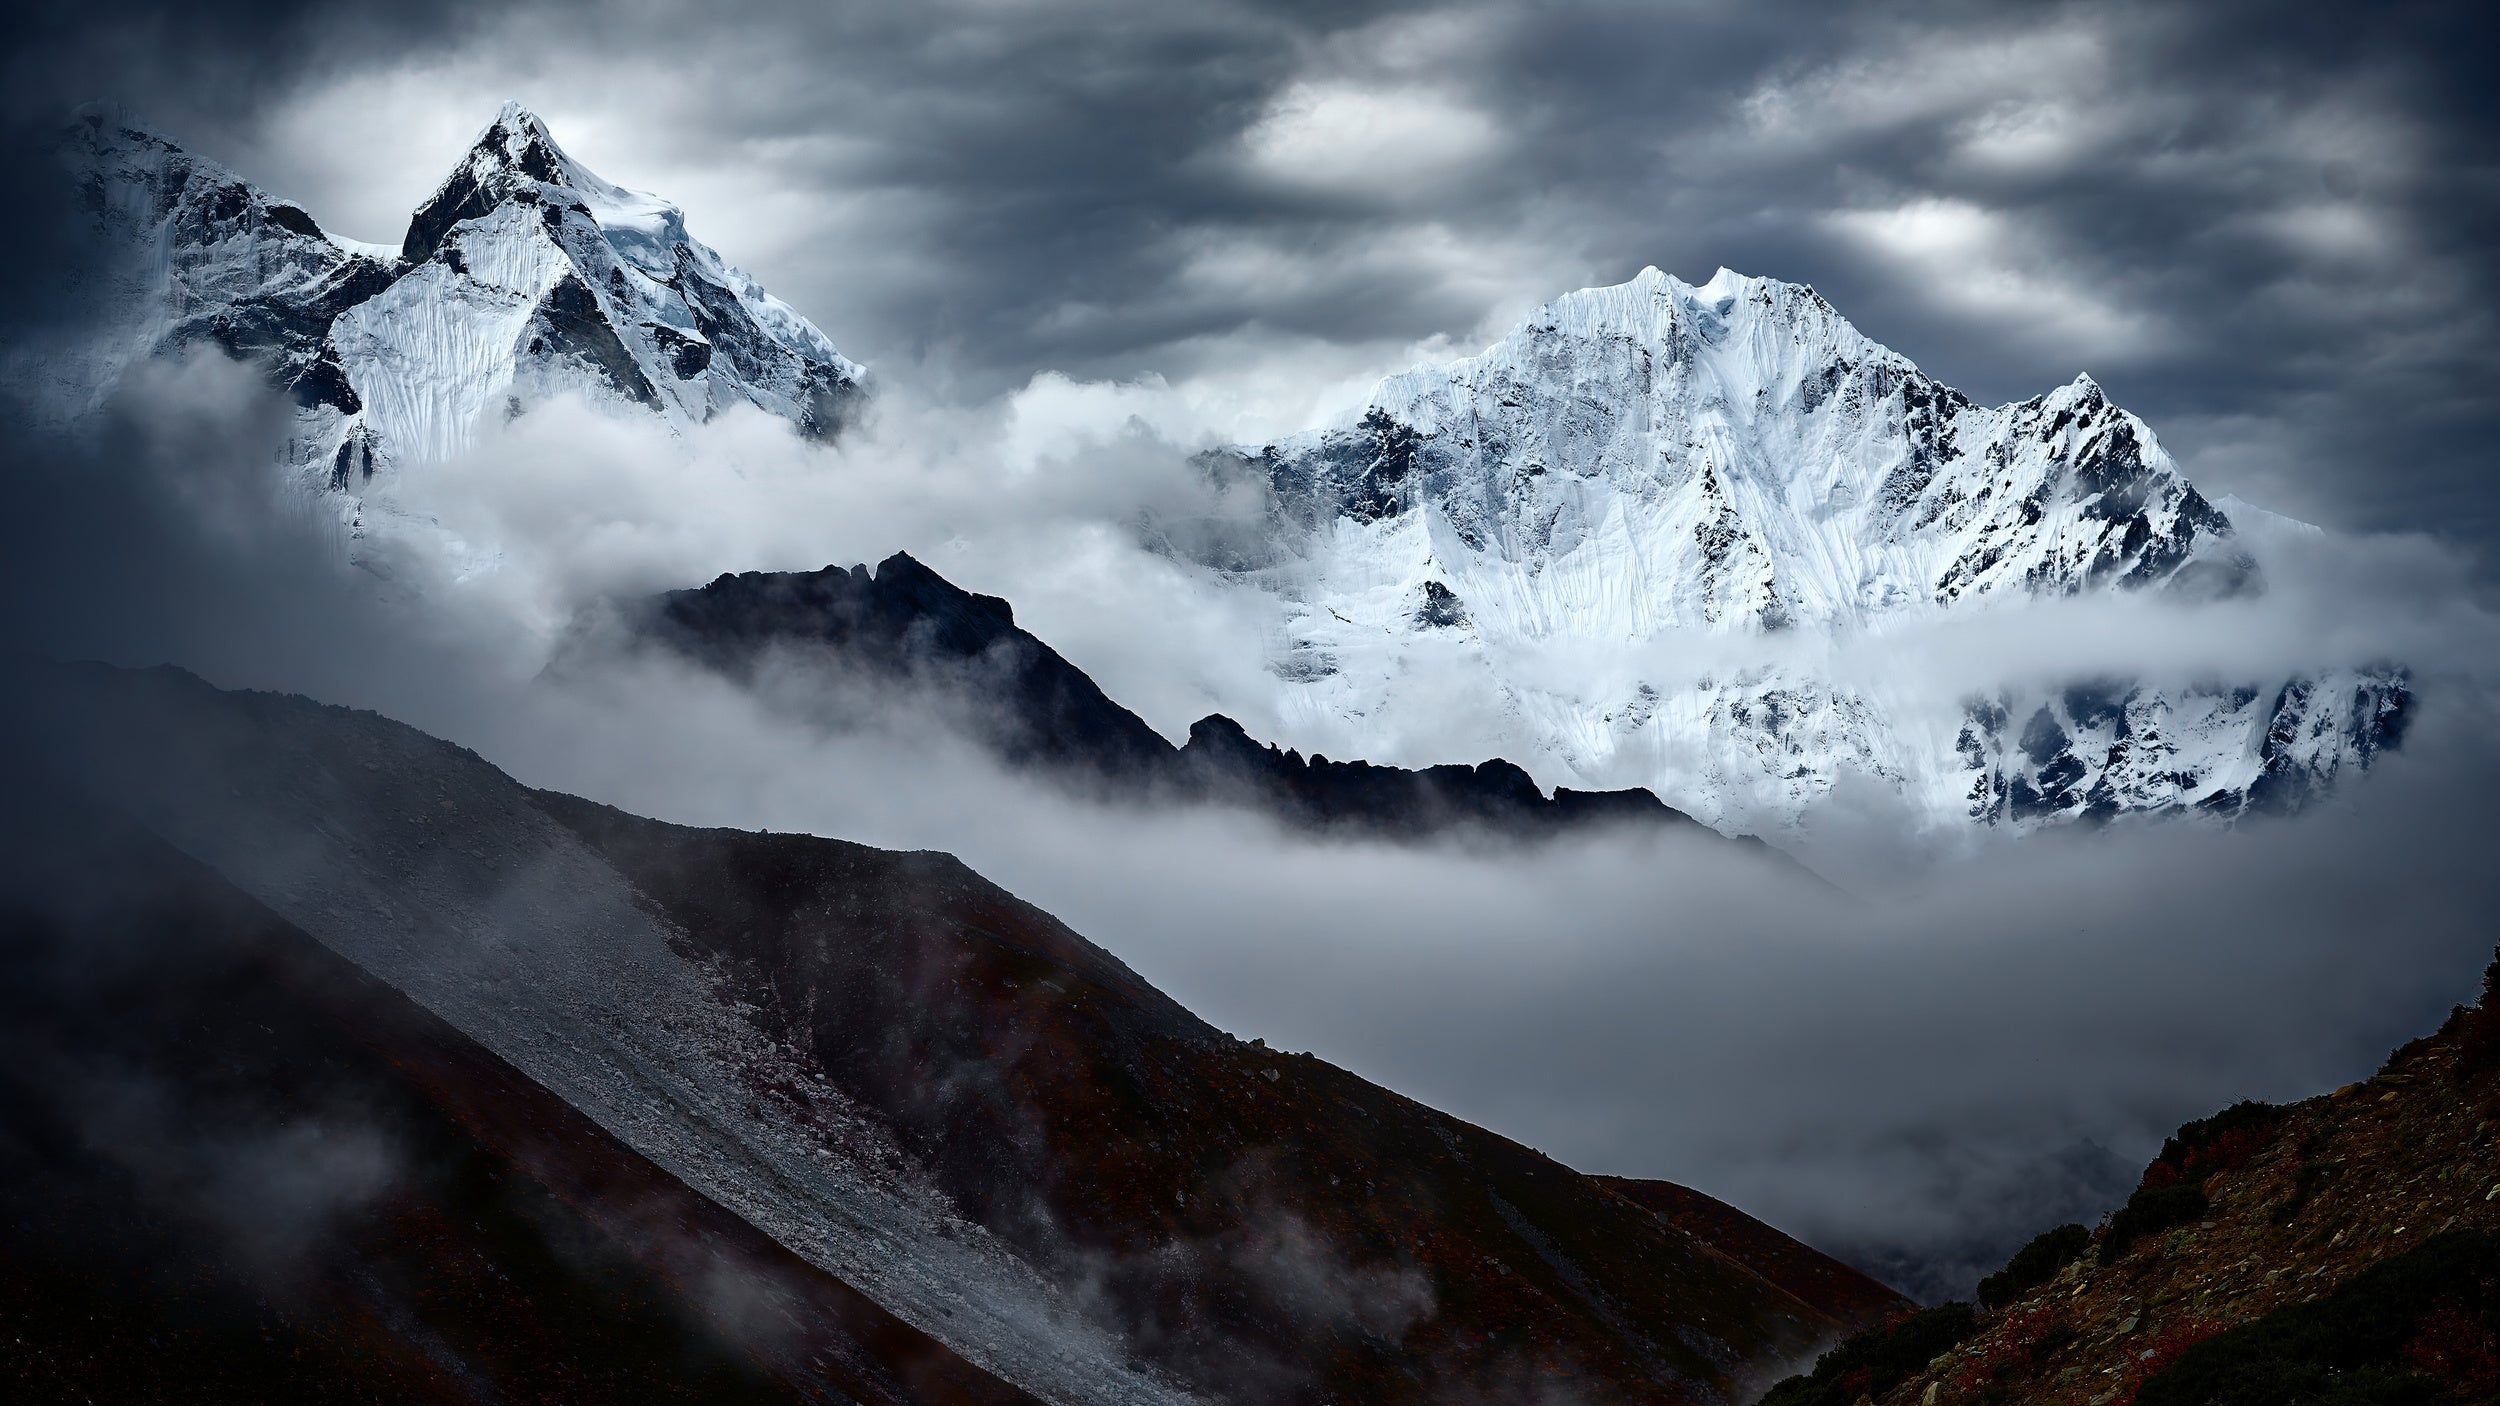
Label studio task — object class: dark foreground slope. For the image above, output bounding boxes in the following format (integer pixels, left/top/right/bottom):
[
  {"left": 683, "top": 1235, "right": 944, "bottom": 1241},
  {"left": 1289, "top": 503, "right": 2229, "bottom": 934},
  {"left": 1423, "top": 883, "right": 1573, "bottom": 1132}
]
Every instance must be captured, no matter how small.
[
  {"left": 0, "top": 777, "right": 1036, "bottom": 1405},
  {"left": 1593, "top": 1178, "right": 1915, "bottom": 1331},
  {"left": 11, "top": 663, "right": 1895, "bottom": 1405},
  {"left": 629, "top": 553, "right": 1719, "bottom": 843},
  {"left": 1763, "top": 956, "right": 2500, "bottom": 1406}
]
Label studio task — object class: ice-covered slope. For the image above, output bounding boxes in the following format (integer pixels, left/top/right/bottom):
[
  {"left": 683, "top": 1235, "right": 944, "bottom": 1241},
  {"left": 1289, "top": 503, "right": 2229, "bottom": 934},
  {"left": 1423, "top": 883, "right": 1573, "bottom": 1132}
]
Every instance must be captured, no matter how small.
[
  {"left": 46, "top": 107, "right": 400, "bottom": 422},
  {"left": 60, "top": 103, "right": 863, "bottom": 495},
  {"left": 1191, "top": 267, "right": 2404, "bottom": 830}
]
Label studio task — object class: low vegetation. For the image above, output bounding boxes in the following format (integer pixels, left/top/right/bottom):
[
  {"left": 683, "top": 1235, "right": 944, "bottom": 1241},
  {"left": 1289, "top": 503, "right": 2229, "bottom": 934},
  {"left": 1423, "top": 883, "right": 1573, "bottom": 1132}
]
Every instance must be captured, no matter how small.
[
  {"left": 1976, "top": 1224, "right": 2091, "bottom": 1310},
  {"left": 1757, "top": 1303, "right": 1978, "bottom": 1406},
  {"left": 2099, "top": 1183, "right": 2213, "bottom": 1262},
  {"left": 2135, "top": 1230, "right": 2500, "bottom": 1405},
  {"left": 1757, "top": 943, "right": 2500, "bottom": 1405}
]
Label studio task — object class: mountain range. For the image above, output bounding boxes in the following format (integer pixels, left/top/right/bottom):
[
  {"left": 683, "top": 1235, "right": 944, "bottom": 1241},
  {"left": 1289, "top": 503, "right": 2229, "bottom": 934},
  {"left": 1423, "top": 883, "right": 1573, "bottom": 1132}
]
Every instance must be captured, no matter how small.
[
  {"left": 617, "top": 549, "right": 1749, "bottom": 846},
  {"left": 2, "top": 87, "right": 2456, "bottom": 1406},
  {"left": 1, "top": 661, "right": 1907, "bottom": 1403},
  {"left": 49, "top": 103, "right": 2407, "bottom": 838}
]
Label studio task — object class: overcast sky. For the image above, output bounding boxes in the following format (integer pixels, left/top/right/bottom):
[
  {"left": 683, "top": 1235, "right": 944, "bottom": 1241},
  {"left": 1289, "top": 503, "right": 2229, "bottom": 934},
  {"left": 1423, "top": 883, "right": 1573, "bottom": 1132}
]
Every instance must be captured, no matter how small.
[{"left": 10, "top": 0, "right": 2496, "bottom": 557}]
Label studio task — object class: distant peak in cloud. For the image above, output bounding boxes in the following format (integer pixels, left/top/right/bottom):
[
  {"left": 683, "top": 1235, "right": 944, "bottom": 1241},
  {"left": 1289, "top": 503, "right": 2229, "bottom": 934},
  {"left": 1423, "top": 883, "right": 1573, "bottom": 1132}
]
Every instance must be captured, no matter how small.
[
  {"left": 57, "top": 105, "right": 867, "bottom": 532},
  {"left": 1176, "top": 261, "right": 2405, "bottom": 832}
]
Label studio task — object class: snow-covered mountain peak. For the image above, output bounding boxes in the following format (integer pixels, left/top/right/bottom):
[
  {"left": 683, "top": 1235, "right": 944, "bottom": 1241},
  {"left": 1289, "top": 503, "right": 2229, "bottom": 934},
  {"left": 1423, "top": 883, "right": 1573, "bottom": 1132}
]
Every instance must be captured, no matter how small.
[
  {"left": 59, "top": 103, "right": 867, "bottom": 503},
  {"left": 1236, "top": 263, "right": 2235, "bottom": 634},
  {"left": 405, "top": 102, "right": 693, "bottom": 279},
  {"left": 1180, "top": 265, "right": 2400, "bottom": 832}
]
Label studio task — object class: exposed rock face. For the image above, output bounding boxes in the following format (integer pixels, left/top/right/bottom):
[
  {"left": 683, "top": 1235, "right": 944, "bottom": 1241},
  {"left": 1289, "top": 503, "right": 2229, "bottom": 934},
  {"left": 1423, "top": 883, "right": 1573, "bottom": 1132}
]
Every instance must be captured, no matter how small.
[
  {"left": 1959, "top": 674, "right": 2411, "bottom": 825},
  {"left": 12, "top": 661, "right": 1905, "bottom": 1404},
  {"left": 1185, "top": 268, "right": 2406, "bottom": 832},
  {"left": 56, "top": 108, "right": 400, "bottom": 421},
  {"left": 641, "top": 551, "right": 1181, "bottom": 783},
  {"left": 632, "top": 551, "right": 1738, "bottom": 844},
  {"left": 59, "top": 103, "right": 863, "bottom": 499}
]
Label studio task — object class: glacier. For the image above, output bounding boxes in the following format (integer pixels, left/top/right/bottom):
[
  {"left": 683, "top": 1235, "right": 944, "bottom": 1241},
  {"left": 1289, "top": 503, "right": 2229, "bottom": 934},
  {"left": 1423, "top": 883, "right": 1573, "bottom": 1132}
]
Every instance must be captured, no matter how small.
[
  {"left": 1184, "top": 267, "right": 2406, "bottom": 832},
  {"left": 55, "top": 102, "right": 863, "bottom": 513}
]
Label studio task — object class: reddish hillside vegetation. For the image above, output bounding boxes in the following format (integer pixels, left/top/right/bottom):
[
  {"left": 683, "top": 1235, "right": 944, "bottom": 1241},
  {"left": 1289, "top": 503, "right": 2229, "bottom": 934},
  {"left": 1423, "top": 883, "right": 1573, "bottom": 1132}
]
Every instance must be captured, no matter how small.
[{"left": 1763, "top": 952, "right": 2500, "bottom": 1406}]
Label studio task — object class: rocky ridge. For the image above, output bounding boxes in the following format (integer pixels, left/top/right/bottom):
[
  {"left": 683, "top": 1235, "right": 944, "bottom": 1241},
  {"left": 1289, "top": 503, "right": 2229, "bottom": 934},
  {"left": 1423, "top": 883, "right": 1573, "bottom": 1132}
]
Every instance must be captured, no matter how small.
[{"left": 630, "top": 551, "right": 1749, "bottom": 846}]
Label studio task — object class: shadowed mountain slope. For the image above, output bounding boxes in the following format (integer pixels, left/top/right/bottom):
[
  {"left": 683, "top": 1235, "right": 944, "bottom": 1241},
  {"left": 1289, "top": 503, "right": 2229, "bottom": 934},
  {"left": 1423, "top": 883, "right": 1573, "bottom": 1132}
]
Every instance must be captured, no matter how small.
[
  {"left": 633, "top": 551, "right": 1733, "bottom": 845},
  {"left": 13, "top": 662, "right": 1897, "bottom": 1404},
  {"left": 1594, "top": 1177, "right": 1916, "bottom": 1331},
  {"left": 0, "top": 773, "right": 1038, "bottom": 1405}
]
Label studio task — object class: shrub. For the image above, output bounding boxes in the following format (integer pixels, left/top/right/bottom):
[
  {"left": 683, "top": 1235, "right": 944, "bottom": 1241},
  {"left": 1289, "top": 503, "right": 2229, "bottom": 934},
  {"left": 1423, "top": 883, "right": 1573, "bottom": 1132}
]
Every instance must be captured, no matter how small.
[
  {"left": 1952, "top": 1303, "right": 2074, "bottom": 1394},
  {"left": 1976, "top": 1223, "right": 2092, "bottom": 1309},
  {"left": 2099, "top": 1183, "right": 2209, "bottom": 1262},
  {"left": 1757, "top": 1302, "right": 1980, "bottom": 1406},
  {"left": 2133, "top": 1229, "right": 2500, "bottom": 1406},
  {"left": 2112, "top": 1320, "right": 2229, "bottom": 1406},
  {"left": 2407, "top": 1299, "right": 2500, "bottom": 1398},
  {"left": 2459, "top": 945, "right": 2500, "bottom": 1079},
  {"left": 2148, "top": 1099, "right": 2286, "bottom": 1185}
]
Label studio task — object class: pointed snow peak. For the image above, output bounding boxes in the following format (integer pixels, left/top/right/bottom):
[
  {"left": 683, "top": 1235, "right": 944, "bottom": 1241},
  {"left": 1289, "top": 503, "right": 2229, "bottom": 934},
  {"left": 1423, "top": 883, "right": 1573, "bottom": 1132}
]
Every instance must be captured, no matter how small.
[
  {"left": 1694, "top": 265, "right": 1750, "bottom": 300},
  {"left": 489, "top": 99, "right": 549, "bottom": 135},
  {"left": 400, "top": 102, "right": 708, "bottom": 284},
  {"left": 472, "top": 101, "right": 590, "bottom": 190},
  {"left": 403, "top": 102, "right": 614, "bottom": 262},
  {"left": 2050, "top": 372, "right": 2108, "bottom": 413}
]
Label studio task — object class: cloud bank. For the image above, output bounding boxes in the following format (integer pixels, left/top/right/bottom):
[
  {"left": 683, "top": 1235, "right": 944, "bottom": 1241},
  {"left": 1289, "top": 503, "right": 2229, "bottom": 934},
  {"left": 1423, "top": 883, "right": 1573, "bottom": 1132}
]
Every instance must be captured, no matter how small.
[{"left": 6, "top": 348, "right": 2497, "bottom": 1302}]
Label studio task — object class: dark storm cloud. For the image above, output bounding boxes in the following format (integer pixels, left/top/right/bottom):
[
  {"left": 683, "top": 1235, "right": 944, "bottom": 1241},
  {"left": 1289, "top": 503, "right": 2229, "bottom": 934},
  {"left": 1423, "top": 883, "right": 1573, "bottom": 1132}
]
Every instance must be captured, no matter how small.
[{"left": 0, "top": 0, "right": 486, "bottom": 135}]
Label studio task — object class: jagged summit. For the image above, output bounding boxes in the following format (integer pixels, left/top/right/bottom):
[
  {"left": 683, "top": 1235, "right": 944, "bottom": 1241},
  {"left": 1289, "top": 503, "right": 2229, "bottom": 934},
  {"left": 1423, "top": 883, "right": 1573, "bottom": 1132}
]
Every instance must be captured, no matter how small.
[
  {"left": 1271, "top": 263, "right": 2234, "bottom": 626},
  {"left": 630, "top": 550, "right": 1728, "bottom": 844},
  {"left": 59, "top": 103, "right": 866, "bottom": 496},
  {"left": 1181, "top": 264, "right": 2401, "bottom": 830},
  {"left": 401, "top": 102, "right": 591, "bottom": 263}
]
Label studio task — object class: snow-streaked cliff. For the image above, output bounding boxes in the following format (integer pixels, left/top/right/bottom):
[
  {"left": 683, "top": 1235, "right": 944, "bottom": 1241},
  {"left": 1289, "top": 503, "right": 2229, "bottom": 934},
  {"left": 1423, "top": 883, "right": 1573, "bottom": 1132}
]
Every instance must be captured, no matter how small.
[
  {"left": 61, "top": 103, "right": 863, "bottom": 497},
  {"left": 1188, "top": 267, "right": 2404, "bottom": 831}
]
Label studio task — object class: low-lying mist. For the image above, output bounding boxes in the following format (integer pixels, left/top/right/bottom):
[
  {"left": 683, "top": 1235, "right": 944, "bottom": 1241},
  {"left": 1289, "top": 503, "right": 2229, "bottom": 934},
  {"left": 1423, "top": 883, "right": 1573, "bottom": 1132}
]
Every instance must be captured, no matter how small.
[{"left": 5, "top": 356, "right": 2496, "bottom": 1302}]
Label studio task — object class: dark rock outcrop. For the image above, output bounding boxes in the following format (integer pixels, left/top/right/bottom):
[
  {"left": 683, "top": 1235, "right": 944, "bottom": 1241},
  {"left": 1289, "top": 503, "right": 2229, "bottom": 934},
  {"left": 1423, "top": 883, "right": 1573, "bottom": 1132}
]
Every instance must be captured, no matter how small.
[{"left": 636, "top": 552, "right": 1715, "bottom": 844}]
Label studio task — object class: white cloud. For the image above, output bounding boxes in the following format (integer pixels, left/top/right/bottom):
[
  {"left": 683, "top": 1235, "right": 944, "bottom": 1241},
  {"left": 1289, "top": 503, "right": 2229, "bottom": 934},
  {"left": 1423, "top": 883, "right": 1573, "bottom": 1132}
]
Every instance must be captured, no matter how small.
[
  {"left": 1238, "top": 81, "right": 1509, "bottom": 203},
  {"left": 1734, "top": 23, "right": 2114, "bottom": 161},
  {"left": 1823, "top": 197, "right": 2164, "bottom": 364}
]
